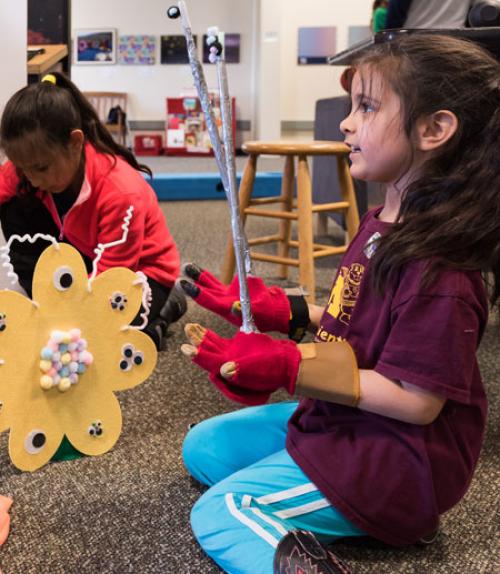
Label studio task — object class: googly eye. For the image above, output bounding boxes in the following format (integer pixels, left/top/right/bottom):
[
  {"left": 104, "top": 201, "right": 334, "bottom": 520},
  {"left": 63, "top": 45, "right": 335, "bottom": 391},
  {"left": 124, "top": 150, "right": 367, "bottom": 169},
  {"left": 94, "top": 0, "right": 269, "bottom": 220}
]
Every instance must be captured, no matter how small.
[
  {"left": 88, "top": 421, "right": 103, "bottom": 437},
  {"left": 110, "top": 292, "right": 128, "bottom": 311},
  {"left": 53, "top": 266, "right": 74, "bottom": 291},
  {"left": 119, "top": 358, "right": 132, "bottom": 372},
  {"left": 133, "top": 351, "right": 144, "bottom": 366},
  {"left": 24, "top": 429, "right": 47, "bottom": 454},
  {"left": 122, "top": 344, "right": 134, "bottom": 359}
]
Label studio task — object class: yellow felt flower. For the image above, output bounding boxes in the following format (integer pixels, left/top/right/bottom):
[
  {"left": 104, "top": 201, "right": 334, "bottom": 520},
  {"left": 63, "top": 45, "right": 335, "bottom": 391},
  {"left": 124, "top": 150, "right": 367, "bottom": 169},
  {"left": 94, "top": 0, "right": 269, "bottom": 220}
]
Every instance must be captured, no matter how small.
[{"left": 0, "top": 243, "right": 157, "bottom": 472}]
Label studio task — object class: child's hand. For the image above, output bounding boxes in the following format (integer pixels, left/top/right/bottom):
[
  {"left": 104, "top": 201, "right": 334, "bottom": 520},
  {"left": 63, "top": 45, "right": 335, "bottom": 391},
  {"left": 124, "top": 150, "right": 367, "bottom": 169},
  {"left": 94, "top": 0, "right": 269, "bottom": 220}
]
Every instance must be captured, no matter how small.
[
  {"left": 179, "top": 264, "right": 291, "bottom": 334},
  {"left": 181, "top": 323, "right": 302, "bottom": 406},
  {"left": 0, "top": 495, "right": 12, "bottom": 546}
]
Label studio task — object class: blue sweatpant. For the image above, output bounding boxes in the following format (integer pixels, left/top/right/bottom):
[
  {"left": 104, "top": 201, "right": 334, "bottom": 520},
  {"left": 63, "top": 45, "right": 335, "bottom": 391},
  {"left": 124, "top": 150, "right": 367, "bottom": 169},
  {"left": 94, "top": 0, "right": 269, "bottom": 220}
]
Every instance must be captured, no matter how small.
[{"left": 182, "top": 402, "right": 364, "bottom": 574}]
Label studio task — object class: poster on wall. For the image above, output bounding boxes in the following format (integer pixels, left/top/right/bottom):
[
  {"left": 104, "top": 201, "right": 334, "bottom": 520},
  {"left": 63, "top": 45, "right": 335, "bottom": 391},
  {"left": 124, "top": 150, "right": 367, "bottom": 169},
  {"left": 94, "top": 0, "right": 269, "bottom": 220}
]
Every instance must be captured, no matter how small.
[
  {"left": 348, "top": 26, "right": 371, "bottom": 47},
  {"left": 160, "top": 35, "right": 197, "bottom": 64},
  {"left": 74, "top": 29, "right": 116, "bottom": 64},
  {"left": 297, "top": 27, "right": 336, "bottom": 65},
  {"left": 202, "top": 33, "right": 241, "bottom": 64},
  {"left": 118, "top": 35, "right": 156, "bottom": 65}
]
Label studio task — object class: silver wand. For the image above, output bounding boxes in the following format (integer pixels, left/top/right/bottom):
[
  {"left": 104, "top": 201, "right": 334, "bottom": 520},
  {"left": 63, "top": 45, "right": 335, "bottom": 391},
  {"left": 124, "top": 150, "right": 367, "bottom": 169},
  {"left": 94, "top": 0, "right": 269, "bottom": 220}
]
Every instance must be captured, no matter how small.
[{"left": 167, "top": 2, "right": 257, "bottom": 333}]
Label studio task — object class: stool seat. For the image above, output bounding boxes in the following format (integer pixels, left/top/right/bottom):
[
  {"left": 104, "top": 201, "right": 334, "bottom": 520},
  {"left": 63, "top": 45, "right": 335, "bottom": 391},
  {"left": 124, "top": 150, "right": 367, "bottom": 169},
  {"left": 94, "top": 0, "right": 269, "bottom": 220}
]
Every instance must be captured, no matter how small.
[
  {"left": 220, "top": 140, "right": 359, "bottom": 303},
  {"left": 243, "top": 140, "right": 351, "bottom": 156}
]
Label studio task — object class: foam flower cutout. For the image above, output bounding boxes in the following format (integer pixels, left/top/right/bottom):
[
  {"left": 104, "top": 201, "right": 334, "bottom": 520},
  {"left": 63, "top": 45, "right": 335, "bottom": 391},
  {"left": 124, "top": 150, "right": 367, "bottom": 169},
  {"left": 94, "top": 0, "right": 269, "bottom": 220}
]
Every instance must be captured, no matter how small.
[{"left": 0, "top": 243, "right": 157, "bottom": 472}]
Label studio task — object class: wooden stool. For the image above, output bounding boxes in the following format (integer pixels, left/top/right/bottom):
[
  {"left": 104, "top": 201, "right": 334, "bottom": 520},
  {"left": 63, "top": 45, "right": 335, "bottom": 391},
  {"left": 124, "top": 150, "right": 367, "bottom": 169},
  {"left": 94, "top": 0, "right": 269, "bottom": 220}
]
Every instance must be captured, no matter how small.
[{"left": 220, "top": 141, "right": 359, "bottom": 303}]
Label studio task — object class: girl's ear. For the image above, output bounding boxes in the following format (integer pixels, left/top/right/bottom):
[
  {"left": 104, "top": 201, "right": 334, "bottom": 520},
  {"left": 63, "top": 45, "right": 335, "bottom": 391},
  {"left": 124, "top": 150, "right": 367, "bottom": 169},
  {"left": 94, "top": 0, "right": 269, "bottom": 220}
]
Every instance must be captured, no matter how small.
[
  {"left": 68, "top": 129, "right": 85, "bottom": 153},
  {"left": 415, "top": 110, "right": 458, "bottom": 152}
]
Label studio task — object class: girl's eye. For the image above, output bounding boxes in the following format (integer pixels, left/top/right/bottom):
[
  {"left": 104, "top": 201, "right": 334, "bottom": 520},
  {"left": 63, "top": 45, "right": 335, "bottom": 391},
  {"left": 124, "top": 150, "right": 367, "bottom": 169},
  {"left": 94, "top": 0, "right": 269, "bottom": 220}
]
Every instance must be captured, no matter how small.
[{"left": 361, "top": 101, "right": 376, "bottom": 113}]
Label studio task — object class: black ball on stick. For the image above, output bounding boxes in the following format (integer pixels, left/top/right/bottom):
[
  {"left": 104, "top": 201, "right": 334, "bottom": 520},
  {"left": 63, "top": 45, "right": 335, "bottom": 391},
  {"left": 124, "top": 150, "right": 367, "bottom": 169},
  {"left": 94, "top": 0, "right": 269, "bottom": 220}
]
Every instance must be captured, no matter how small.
[{"left": 167, "top": 6, "right": 180, "bottom": 19}]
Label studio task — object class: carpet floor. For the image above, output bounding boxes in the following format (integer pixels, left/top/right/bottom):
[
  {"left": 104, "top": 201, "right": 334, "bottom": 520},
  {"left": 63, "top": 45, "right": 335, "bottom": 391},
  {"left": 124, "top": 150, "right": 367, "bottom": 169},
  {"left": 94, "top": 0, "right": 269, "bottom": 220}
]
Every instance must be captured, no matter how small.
[{"left": 0, "top": 199, "right": 498, "bottom": 573}]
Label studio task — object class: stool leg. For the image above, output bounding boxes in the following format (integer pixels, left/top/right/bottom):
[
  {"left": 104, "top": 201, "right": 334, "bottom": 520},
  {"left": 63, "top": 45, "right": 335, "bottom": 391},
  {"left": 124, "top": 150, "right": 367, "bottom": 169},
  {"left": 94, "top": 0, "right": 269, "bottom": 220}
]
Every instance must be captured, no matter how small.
[
  {"left": 220, "top": 154, "right": 258, "bottom": 284},
  {"left": 336, "top": 155, "right": 360, "bottom": 241},
  {"left": 278, "top": 155, "right": 294, "bottom": 279},
  {"left": 297, "top": 154, "right": 315, "bottom": 304}
]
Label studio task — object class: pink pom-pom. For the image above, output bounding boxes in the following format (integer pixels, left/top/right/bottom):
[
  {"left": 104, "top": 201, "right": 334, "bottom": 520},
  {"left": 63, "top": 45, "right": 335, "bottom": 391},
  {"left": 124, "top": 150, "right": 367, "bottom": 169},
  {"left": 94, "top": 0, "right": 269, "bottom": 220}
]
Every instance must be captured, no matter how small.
[
  {"left": 69, "top": 328, "right": 81, "bottom": 341},
  {"left": 81, "top": 350, "right": 93, "bottom": 365}
]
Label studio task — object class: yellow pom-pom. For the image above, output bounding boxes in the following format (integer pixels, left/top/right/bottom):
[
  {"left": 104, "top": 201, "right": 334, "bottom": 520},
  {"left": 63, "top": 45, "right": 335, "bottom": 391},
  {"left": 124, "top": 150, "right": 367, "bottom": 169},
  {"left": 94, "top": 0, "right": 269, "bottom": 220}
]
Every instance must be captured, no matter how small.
[
  {"left": 62, "top": 332, "right": 71, "bottom": 344},
  {"left": 58, "top": 378, "right": 71, "bottom": 392},
  {"left": 61, "top": 353, "right": 71, "bottom": 364},
  {"left": 39, "top": 360, "right": 52, "bottom": 372},
  {"left": 40, "top": 375, "right": 53, "bottom": 390}
]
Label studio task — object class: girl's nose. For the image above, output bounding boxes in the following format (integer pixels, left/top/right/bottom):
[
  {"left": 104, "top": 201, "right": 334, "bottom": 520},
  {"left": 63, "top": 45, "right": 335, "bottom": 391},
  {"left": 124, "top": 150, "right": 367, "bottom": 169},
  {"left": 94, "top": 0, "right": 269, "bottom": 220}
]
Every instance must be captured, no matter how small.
[
  {"left": 339, "top": 115, "right": 353, "bottom": 135},
  {"left": 25, "top": 174, "right": 41, "bottom": 188}
]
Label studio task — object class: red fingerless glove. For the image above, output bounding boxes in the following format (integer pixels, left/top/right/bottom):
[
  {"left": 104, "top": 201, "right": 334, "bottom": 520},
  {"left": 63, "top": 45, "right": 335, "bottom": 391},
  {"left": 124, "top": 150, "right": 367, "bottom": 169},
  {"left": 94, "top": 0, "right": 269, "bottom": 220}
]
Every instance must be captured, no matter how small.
[
  {"left": 192, "top": 329, "right": 302, "bottom": 406},
  {"left": 180, "top": 265, "right": 291, "bottom": 334}
]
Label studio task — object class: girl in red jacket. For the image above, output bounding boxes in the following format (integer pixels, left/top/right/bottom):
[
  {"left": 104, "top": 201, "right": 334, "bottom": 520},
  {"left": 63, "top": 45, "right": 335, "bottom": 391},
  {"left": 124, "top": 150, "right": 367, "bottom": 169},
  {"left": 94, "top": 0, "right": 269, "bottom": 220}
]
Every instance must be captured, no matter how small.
[{"left": 0, "top": 72, "right": 183, "bottom": 349}]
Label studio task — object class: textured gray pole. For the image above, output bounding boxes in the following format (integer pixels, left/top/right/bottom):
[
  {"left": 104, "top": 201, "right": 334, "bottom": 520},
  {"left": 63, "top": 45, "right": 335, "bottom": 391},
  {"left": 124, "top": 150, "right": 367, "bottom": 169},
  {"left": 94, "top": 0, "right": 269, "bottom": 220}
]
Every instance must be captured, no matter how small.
[{"left": 172, "top": 2, "right": 257, "bottom": 333}]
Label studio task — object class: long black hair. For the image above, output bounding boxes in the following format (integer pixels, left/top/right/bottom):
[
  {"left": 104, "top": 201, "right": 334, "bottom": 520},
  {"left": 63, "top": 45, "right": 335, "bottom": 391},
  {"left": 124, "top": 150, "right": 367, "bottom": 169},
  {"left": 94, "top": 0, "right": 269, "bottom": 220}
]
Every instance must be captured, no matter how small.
[
  {"left": 350, "top": 34, "right": 500, "bottom": 309},
  {"left": 0, "top": 72, "right": 152, "bottom": 178}
]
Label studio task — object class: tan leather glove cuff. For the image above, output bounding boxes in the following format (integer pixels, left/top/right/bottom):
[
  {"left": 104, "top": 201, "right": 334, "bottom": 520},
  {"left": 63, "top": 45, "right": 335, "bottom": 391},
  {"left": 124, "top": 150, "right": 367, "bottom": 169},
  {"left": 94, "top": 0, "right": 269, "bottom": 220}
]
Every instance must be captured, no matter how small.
[{"left": 296, "top": 341, "right": 360, "bottom": 407}]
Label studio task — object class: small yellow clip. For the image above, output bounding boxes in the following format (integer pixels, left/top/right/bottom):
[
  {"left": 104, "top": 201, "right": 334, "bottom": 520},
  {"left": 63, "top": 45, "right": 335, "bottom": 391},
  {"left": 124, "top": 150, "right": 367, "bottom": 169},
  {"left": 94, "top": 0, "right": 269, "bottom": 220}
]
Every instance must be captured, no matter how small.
[{"left": 41, "top": 74, "right": 57, "bottom": 85}]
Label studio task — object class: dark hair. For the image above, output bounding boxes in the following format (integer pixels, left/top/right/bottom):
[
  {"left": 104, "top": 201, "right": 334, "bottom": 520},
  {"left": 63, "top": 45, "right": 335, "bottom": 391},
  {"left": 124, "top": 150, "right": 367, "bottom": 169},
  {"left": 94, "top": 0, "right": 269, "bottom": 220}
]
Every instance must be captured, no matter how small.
[
  {"left": 0, "top": 71, "right": 152, "bottom": 178},
  {"left": 351, "top": 34, "right": 500, "bottom": 309}
]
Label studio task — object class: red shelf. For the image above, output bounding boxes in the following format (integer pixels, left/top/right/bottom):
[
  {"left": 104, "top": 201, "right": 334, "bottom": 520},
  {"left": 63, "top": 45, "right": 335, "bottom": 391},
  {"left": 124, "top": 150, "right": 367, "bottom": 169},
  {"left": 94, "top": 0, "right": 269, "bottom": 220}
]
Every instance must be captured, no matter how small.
[{"left": 165, "top": 96, "right": 236, "bottom": 157}]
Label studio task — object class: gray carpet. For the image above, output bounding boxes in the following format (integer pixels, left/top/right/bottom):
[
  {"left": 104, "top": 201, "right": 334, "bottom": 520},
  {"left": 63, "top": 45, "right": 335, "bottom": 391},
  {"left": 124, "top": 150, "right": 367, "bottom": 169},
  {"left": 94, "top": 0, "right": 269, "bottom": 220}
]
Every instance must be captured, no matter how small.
[{"left": 0, "top": 199, "right": 498, "bottom": 573}]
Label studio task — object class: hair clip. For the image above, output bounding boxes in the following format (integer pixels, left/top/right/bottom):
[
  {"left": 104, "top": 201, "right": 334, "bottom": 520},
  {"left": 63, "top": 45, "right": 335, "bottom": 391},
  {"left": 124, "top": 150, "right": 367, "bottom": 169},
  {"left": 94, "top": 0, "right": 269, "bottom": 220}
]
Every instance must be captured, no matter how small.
[{"left": 41, "top": 74, "right": 57, "bottom": 85}]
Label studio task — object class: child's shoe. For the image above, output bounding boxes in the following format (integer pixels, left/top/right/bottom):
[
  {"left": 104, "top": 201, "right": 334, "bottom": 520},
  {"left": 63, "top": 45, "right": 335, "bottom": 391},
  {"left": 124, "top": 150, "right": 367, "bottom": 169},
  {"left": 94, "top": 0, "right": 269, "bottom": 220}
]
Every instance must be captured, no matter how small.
[{"left": 274, "top": 530, "right": 351, "bottom": 574}]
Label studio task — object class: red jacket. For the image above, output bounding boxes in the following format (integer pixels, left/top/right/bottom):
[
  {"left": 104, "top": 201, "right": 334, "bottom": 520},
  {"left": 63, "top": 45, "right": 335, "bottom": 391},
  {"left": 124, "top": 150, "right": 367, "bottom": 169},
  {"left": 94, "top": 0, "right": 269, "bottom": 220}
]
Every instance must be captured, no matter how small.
[{"left": 0, "top": 144, "right": 180, "bottom": 287}]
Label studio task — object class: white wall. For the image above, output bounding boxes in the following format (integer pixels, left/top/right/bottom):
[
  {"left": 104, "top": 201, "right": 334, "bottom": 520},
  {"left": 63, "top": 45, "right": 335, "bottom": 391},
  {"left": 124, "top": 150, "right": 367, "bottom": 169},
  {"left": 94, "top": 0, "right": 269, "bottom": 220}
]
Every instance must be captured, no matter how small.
[
  {"left": 0, "top": 1, "right": 28, "bottom": 293},
  {"left": 71, "top": 0, "right": 257, "bottom": 129},
  {"left": 279, "top": 0, "right": 372, "bottom": 122},
  {"left": 256, "top": 0, "right": 282, "bottom": 140},
  {"left": 0, "top": 2, "right": 27, "bottom": 120},
  {"left": 71, "top": 0, "right": 373, "bottom": 138}
]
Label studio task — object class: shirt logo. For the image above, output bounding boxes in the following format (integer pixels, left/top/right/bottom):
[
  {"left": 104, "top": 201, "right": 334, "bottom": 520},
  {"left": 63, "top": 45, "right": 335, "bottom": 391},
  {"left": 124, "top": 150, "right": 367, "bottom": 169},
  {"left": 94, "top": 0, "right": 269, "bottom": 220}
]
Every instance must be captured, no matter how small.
[{"left": 325, "top": 262, "right": 365, "bottom": 325}]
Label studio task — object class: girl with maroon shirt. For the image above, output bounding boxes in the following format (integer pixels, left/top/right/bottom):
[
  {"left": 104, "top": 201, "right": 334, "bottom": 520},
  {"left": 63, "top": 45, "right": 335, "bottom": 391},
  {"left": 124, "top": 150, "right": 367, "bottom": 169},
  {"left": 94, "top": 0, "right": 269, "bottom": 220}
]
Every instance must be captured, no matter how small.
[{"left": 180, "top": 35, "right": 500, "bottom": 573}]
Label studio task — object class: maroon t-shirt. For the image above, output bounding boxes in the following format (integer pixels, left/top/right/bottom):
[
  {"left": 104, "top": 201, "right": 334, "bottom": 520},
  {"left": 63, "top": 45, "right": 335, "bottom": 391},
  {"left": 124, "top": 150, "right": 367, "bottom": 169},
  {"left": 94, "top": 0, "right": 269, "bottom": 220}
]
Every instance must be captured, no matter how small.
[{"left": 286, "top": 207, "right": 488, "bottom": 546}]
